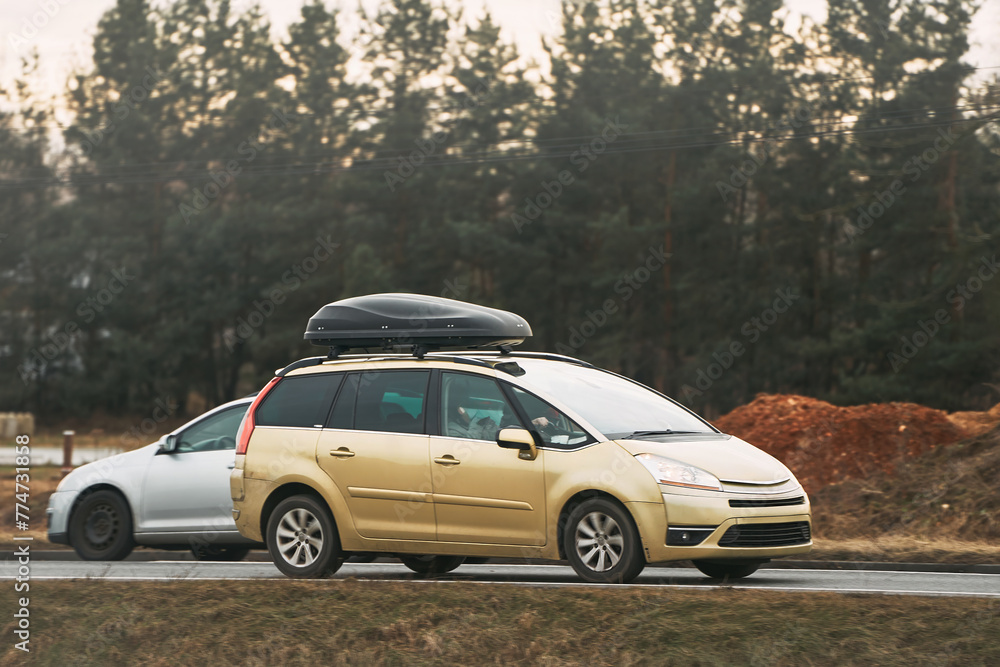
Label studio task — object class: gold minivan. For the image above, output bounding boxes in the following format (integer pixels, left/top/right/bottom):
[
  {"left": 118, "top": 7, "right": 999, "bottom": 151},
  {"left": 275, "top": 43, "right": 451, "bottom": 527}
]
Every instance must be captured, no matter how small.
[{"left": 231, "top": 294, "right": 811, "bottom": 583}]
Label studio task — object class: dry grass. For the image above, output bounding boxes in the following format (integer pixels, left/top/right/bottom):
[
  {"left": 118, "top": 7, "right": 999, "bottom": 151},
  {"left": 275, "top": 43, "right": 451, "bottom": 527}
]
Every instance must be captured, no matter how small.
[
  {"left": 0, "top": 466, "right": 62, "bottom": 545},
  {"left": 809, "top": 538, "right": 1000, "bottom": 565},
  {"left": 811, "top": 426, "right": 1000, "bottom": 542},
  {"left": 2, "top": 580, "right": 998, "bottom": 666}
]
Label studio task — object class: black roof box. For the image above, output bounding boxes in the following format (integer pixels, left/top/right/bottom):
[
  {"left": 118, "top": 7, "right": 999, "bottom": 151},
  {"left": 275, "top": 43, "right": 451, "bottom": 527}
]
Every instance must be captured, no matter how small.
[{"left": 304, "top": 293, "right": 532, "bottom": 353}]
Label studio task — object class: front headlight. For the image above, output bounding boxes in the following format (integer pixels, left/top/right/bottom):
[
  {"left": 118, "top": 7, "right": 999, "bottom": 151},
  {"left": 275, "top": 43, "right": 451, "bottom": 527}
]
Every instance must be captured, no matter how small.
[{"left": 635, "top": 453, "right": 722, "bottom": 491}]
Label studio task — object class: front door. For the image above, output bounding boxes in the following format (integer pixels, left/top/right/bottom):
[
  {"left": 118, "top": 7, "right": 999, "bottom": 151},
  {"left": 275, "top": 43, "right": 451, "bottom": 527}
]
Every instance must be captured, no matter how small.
[
  {"left": 139, "top": 404, "right": 248, "bottom": 535},
  {"left": 430, "top": 371, "right": 547, "bottom": 546}
]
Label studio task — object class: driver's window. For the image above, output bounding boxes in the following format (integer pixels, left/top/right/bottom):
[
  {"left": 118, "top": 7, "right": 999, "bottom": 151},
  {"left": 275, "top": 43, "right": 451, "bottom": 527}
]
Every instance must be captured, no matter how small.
[
  {"left": 175, "top": 406, "right": 248, "bottom": 454},
  {"left": 509, "top": 386, "right": 593, "bottom": 449},
  {"left": 441, "top": 372, "right": 523, "bottom": 441}
]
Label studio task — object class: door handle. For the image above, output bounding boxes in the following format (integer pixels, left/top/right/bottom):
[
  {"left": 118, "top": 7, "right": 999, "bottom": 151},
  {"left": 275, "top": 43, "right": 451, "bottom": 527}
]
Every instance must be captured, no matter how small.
[
  {"left": 329, "top": 448, "right": 356, "bottom": 458},
  {"left": 227, "top": 464, "right": 235, "bottom": 469},
  {"left": 433, "top": 455, "right": 460, "bottom": 466}
]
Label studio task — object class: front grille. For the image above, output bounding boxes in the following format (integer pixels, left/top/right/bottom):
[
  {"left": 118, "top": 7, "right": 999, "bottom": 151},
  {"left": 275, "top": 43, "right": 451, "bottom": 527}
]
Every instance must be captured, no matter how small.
[
  {"left": 729, "top": 496, "right": 805, "bottom": 508},
  {"left": 718, "top": 521, "right": 811, "bottom": 548}
]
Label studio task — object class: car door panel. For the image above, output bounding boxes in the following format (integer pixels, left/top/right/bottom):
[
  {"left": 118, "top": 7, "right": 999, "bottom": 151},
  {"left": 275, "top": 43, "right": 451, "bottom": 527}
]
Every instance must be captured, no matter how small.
[
  {"left": 138, "top": 448, "right": 238, "bottom": 534},
  {"left": 428, "top": 436, "right": 546, "bottom": 545},
  {"left": 317, "top": 430, "right": 434, "bottom": 540}
]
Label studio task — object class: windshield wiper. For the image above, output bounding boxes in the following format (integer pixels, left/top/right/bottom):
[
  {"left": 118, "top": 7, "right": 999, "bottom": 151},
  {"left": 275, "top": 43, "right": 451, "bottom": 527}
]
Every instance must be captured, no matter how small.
[{"left": 625, "top": 429, "right": 703, "bottom": 438}]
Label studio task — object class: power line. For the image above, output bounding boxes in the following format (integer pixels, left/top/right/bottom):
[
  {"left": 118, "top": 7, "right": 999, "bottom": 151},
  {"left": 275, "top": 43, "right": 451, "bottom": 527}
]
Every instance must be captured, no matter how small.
[
  {"left": 1, "top": 106, "right": 995, "bottom": 191},
  {"left": 3, "top": 63, "right": 998, "bottom": 135},
  {"left": 2, "top": 100, "right": 996, "bottom": 182}
]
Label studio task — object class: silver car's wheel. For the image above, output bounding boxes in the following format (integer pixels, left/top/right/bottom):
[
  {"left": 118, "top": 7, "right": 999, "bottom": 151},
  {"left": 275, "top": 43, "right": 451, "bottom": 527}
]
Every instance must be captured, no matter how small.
[
  {"left": 68, "top": 490, "right": 135, "bottom": 561},
  {"left": 574, "top": 511, "right": 625, "bottom": 573},
  {"left": 267, "top": 495, "right": 342, "bottom": 578},
  {"left": 563, "top": 498, "right": 645, "bottom": 583}
]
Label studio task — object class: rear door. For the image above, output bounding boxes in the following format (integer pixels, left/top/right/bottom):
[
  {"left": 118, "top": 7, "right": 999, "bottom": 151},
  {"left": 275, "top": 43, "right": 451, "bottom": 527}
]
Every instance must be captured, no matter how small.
[{"left": 316, "top": 370, "right": 435, "bottom": 540}]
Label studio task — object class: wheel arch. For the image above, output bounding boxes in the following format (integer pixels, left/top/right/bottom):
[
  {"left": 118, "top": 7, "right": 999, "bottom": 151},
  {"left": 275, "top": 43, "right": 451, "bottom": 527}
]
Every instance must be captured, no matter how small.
[
  {"left": 259, "top": 482, "right": 335, "bottom": 546},
  {"left": 556, "top": 489, "right": 640, "bottom": 561},
  {"left": 69, "top": 483, "right": 136, "bottom": 534}
]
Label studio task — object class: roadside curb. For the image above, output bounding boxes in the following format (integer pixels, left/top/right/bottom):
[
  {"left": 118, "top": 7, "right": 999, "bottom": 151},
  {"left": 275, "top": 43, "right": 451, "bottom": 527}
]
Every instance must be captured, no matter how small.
[
  {"left": 9, "top": 551, "right": 1000, "bottom": 574},
  {"left": 764, "top": 559, "right": 1000, "bottom": 574}
]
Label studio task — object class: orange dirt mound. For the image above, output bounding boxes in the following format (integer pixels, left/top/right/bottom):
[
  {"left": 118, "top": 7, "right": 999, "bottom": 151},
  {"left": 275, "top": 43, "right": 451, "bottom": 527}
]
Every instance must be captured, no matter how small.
[{"left": 713, "top": 394, "right": 969, "bottom": 493}]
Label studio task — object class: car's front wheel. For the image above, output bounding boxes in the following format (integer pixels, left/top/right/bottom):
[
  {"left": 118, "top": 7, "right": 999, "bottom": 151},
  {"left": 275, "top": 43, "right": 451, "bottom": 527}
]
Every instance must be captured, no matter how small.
[
  {"left": 399, "top": 555, "right": 465, "bottom": 575},
  {"left": 267, "top": 495, "right": 343, "bottom": 578},
  {"left": 692, "top": 560, "right": 762, "bottom": 580},
  {"left": 68, "top": 490, "right": 135, "bottom": 561},
  {"left": 564, "top": 498, "right": 645, "bottom": 584}
]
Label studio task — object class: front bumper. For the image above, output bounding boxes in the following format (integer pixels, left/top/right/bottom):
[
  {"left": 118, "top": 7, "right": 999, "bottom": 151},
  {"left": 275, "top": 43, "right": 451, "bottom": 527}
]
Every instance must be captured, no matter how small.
[
  {"left": 644, "top": 488, "right": 813, "bottom": 563},
  {"left": 46, "top": 490, "right": 76, "bottom": 545}
]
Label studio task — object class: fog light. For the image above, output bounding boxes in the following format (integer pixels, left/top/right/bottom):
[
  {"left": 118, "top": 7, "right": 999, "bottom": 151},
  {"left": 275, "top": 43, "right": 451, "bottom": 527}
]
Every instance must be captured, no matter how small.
[{"left": 667, "top": 526, "right": 716, "bottom": 546}]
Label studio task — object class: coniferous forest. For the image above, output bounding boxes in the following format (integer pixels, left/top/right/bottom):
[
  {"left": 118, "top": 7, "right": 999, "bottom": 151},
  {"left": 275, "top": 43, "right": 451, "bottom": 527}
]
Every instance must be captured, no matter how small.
[{"left": 1, "top": 0, "right": 999, "bottom": 420}]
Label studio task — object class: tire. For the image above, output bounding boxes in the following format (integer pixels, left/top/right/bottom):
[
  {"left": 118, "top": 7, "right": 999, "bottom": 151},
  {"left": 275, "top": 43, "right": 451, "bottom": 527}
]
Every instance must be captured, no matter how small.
[
  {"left": 399, "top": 554, "right": 465, "bottom": 575},
  {"left": 190, "top": 545, "right": 252, "bottom": 562},
  {"left": 563, "top": 498, "right": 645, "bottom": 584},
  {"left": 266, "top": 495, "right": 343, "bottom": 579},
  {"left": 68, "top": 490, "right": 135, "bottom": 561},
  {"left": 693, "top": 560, "right": 762, "bottom": 580}
]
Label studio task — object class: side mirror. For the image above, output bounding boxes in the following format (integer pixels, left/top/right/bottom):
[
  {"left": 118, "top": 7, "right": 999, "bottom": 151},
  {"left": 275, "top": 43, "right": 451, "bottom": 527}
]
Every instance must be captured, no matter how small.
[
  {"left": 161, "top": 434, "right": 178, "bottom": 454},
  {"left": 497, "top": 428, "right": 538, "bottom": 461}
]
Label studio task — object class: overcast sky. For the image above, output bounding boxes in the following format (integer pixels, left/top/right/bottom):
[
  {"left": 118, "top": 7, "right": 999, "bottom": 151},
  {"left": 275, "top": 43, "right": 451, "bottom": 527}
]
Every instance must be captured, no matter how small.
[{"left": 2, "top": 0, "right": 998, "bottom": 104}]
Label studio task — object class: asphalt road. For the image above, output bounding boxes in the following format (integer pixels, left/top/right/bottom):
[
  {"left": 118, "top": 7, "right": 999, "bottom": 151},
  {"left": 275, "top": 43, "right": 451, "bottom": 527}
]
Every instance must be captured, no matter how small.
[{"left": 6, "top": 560, "right": 1000, "bottom": 597}]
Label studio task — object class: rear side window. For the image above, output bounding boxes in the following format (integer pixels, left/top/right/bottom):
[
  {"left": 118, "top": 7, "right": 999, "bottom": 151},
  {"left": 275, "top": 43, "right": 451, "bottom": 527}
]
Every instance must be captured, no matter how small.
[
  {"left": 354, "top": 371, "right": 430, "bottom": 434},
  {"left": 256, "top": 374, "right": 343, "bottom": 428}
]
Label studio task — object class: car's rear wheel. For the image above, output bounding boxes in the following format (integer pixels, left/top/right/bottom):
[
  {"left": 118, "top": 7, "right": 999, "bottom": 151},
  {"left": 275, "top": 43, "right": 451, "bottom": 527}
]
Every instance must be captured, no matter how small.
[
  {"left": 190, "top": 545, "right": 251, "bottom": 562},
  {"left": 693, "top": 560, "right": 762, "bottom": 580},
  {"left": 564, "top": 498, "right": 645, "bottom": 584},
  {"left": 399, "top": 554, "right": 465, "bottom": 575},
  {"left": 69, "top": 490, "right": 135, "bottom": 561},
  {"left": 267, "top": 495, "right": 342, "bottom": 578}
]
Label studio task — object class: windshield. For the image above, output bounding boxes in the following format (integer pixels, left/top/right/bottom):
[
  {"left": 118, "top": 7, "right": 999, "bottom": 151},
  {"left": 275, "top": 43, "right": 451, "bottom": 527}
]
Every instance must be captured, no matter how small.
[{"left": 511, "top": 359, "right": 717, "bottom": 439}]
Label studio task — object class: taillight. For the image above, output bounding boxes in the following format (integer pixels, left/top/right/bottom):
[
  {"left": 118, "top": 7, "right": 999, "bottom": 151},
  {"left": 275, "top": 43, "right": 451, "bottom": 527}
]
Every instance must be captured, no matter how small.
[{"left": 236, "top": 377, "right": 280, "bottom": 455}]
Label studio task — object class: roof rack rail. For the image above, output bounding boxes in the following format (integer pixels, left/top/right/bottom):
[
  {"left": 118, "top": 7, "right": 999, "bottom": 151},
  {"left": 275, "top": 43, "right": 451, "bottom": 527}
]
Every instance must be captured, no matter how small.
[
  {"left": 470, "top": 350, "right": 596, "bottom": 368},
  {"left": 276, "top": 352, "right": 497, "bottom": 377},
  {"left": 275, "top": 356, "right": 328, "bottom": 377}
]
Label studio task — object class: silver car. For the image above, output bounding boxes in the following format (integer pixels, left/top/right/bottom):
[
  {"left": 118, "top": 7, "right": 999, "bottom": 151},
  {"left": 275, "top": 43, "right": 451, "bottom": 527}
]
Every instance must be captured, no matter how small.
[{"left": 46, "top": 397, "right": 259, "bottom": 560}]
